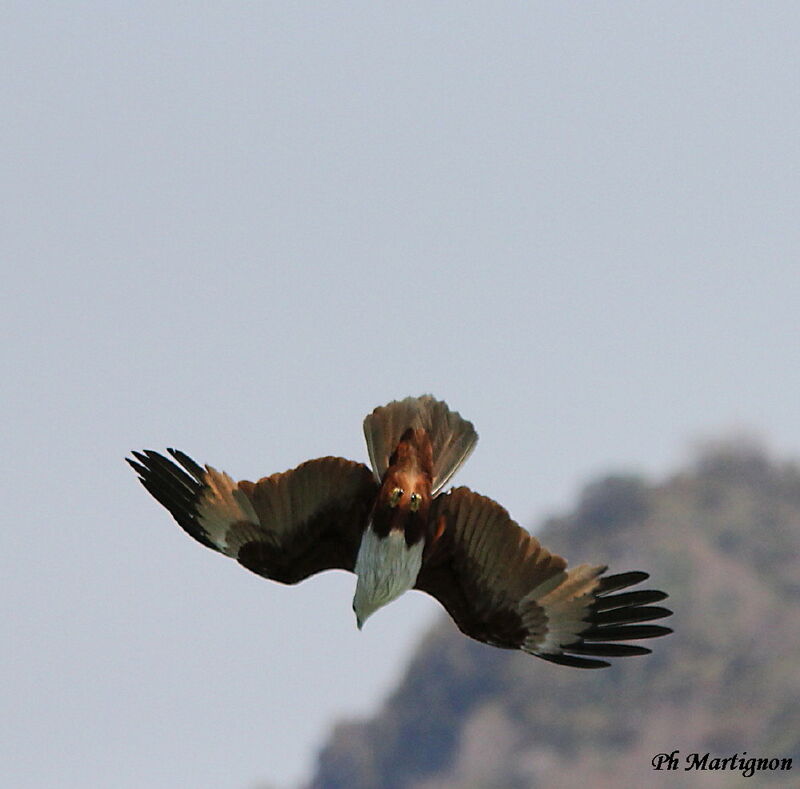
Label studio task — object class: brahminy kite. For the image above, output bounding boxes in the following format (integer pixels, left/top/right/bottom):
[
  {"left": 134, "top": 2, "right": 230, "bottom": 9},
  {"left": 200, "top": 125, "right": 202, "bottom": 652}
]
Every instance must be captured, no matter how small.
[{"left": 127, "top": 395, "right": 671, "bottom": 668}]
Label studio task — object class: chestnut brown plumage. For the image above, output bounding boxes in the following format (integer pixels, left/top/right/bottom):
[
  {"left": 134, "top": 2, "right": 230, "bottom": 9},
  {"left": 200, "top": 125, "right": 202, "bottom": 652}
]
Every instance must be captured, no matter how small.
[{"left": 128, "top": 395, "right": 672, "bottom": 668}]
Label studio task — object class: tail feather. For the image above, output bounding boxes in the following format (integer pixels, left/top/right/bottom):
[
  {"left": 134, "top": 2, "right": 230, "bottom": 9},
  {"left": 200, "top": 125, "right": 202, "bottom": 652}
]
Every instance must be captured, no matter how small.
[{"left": 363, "top": 395, "right": 478, "bottom": 494}]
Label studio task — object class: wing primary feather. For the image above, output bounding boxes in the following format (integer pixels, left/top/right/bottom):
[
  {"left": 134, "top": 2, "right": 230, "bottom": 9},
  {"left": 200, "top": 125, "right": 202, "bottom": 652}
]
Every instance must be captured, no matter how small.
[
  {"left": 595, "top": 571, "right": 650, "bottom": 594},
  {"left": 592, "top": 589, "right": 668, "bottom": 611},
  {"left": 565, "top": 643, "right": 652, "bottom": 657},
  {"left": 143, "top": 449, "right": 201, "bottom": 489},
  {"left": 125, "top": 457, "right": 148, "bottom": 477},
  {"left": 136, "top": 471, "right": 197, "bottom": 513},
  {"left": 134, "top": 454, "right": 198, "bottom": 502},
  {"left": 591, "top": 605, "right": 673, "bottom": 626},
  {"left": 138, "top": 475, "right": 192, "bottom": 510},
  {"left": 580, "top": 624, "right": 673, "bottom": 641},
  {"left": 536, "top": 653, "right": 611, "bottom": 669},
  {"left": 167, "top": 447, "right": 207, "bottom": 480}
]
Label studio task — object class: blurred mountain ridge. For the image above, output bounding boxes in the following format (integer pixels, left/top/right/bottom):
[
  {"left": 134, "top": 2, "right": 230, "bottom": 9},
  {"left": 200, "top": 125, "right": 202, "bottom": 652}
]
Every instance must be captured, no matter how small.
[{"left": 305, "top": 439, "right": 800, "bottom": 789}]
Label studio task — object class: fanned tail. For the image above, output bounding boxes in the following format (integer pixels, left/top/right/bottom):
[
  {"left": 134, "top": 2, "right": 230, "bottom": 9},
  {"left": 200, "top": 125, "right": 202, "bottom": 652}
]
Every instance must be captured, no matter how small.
[{"left": 363, "top": 395, "right": 478, "bottom": 494}]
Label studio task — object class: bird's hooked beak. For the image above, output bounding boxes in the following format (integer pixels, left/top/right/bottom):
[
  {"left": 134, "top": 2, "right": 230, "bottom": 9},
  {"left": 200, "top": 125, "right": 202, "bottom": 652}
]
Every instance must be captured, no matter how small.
[
  {"left": 352, "top": 584, "right": 376, "bottom": 630},
  {"left": 352, "top": 589, "right": 370, "bottom": 630}
]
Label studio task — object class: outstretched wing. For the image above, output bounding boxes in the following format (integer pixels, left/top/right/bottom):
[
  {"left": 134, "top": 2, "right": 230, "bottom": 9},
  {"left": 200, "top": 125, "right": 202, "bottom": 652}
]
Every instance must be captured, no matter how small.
[
  {"left": 415, "top": 487, "right": 672, "bottom": 668},
  {"left": 127, "top": 449, "right": 378, "bottom": 584}
]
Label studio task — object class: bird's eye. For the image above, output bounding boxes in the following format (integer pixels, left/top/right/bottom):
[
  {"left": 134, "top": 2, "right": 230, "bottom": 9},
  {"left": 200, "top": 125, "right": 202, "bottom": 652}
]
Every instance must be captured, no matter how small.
[
  {"left": 409, "top": 492, "right": 422, "bottom": 512},
  {"left": 389, "top": 487, "right": 403, "bottom": 507}
]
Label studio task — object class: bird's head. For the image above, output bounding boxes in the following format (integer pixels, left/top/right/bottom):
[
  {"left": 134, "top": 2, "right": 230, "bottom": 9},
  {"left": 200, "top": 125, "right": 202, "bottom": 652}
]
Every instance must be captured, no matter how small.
[{"left": 370, "top": 427, "right": 433, "bottom": 543}]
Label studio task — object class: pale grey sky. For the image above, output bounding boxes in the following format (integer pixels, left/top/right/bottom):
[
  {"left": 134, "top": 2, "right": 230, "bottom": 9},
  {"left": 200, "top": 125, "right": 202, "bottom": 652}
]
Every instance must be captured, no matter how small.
[{"left": 3, "top": 3, "right": 800, "bottom": 788}]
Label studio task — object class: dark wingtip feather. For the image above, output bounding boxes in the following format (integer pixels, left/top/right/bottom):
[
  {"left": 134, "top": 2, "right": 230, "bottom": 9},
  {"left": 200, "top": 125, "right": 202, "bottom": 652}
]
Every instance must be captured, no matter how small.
[
  {"left": 126, "top": 457, "right": 147, "bottom": 476},
  {"left": 593, "top": 589, "right": 668, "bottom": 611},
  {"left": 126, "top": 447, "right": 220, "bottom": 553},
  {"left": 596, "top": 571, "right": 650, "bottom": 594},
  {"left": 592, "top": 605, "right": 673, "bottom": 626},
  {"left": 545, "top": 570, "right": 673, "bottom": 667},
  {"left": 167, "top": 448, "right": 207, "bottom": 479},
  {"left": 131, "top": 450, "right": 150, "bottom": 466},
  {"left": 581, "top": 624, "right": 674, "bottom": 641},
  {"left": 565, "top": 642, "right": 652, "bottom": 657},
  {"left": 537, "top": 652, "right": 611, "bottom": 669}
]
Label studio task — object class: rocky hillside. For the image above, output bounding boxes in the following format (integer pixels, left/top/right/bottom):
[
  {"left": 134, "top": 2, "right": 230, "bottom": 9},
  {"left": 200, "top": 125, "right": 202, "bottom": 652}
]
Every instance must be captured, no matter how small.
[{"left": 306, "top": 442, "right": 800, "bottom": 788}]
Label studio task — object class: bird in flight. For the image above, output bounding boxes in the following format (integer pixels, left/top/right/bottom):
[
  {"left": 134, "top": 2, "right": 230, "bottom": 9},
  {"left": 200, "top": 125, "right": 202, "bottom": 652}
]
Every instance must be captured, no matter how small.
[{"left": 127, "top": 395, "right": 672, "bottom": 668}]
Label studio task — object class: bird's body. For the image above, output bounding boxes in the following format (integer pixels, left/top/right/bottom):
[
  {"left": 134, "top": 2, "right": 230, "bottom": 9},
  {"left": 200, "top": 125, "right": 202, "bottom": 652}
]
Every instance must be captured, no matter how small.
[
  {"left": 353, "top": 426, "right": 432, "bottom": 626},
  {"left": 128, "top": 395, "right": 672, "bottom": 668}
]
